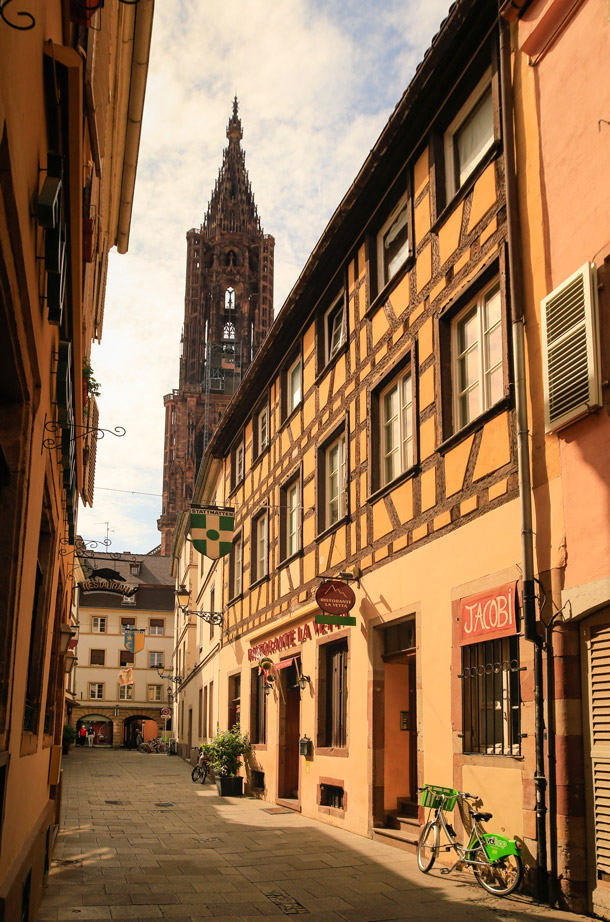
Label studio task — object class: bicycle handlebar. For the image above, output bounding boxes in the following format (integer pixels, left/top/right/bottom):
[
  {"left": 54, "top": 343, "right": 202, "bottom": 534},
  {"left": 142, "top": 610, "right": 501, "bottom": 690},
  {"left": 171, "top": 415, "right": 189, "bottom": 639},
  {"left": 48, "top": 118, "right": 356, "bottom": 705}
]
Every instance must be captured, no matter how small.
[{"left": 419, "top": 786, "right": 477, "bottom": 800}]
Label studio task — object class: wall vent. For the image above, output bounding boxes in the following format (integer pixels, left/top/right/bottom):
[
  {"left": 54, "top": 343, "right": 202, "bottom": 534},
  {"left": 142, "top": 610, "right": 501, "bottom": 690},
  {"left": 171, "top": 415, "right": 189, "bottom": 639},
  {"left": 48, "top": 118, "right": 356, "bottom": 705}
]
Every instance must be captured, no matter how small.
[{"left": 541, "top": 262, "right": 601, "bottom": 432}]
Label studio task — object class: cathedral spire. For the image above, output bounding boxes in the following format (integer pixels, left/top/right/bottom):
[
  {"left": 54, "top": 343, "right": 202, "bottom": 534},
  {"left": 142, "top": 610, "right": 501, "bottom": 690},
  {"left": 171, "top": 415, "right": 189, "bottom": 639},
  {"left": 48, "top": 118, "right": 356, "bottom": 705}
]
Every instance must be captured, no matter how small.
[{"left": 204, "top": 98, "right": 259, "bottom": 237}]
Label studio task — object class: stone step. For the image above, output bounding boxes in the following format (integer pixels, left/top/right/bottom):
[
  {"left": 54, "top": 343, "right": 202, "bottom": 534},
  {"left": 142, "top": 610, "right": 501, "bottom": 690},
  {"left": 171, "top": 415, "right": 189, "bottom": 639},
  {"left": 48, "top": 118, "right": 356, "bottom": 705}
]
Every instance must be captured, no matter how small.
[{"left": 371, "top": 823, "right": 419, "bottom": 854}]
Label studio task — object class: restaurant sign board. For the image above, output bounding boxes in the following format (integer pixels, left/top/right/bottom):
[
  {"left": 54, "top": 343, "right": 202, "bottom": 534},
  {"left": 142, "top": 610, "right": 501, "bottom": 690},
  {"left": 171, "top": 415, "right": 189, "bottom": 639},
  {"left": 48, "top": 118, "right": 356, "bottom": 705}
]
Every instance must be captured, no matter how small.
[
  {"left": 459, "top": 582, "right": 518, "bottom": 645},
  {"left": 315, "top": 580, "right": 356, "bottom": 615}
]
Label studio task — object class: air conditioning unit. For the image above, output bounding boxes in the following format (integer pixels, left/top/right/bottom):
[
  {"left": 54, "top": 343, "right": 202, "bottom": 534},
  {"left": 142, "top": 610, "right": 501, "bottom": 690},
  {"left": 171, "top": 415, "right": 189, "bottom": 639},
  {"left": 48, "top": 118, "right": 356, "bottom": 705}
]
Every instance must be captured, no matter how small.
[{"left": 541, "top": 262, "right": 601, "bottom": 433}]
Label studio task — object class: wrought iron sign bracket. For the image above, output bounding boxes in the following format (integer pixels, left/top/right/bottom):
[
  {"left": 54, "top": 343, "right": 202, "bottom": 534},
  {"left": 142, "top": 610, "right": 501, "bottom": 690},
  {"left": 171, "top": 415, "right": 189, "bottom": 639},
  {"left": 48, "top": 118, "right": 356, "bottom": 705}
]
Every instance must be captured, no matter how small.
[
  {"left": 0, "top": 0, "right": 34, "bottom": 30},
  {"left": 42, "top": 418, "right": 126, "bottom": 451}
]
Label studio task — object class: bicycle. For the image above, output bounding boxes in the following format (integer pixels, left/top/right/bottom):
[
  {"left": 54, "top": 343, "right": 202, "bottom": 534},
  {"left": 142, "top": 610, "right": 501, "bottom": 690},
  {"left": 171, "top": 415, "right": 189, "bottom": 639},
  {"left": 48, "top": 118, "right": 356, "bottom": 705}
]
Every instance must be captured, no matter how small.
[
  {"left": 417, "top": 784, "right": 523, "bottom": 896},
  {"left": 191, "top": 746, "right": 210, "bottom": 784}
]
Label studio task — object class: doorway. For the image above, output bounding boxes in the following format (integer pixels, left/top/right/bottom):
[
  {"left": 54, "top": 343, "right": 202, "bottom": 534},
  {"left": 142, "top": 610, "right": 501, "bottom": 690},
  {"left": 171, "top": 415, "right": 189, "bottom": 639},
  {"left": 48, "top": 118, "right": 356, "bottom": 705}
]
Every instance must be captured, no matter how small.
[
  {"left": 373, "top": 618, "right": 418, "bottom": 825},
  {"left": 278, "top": 657, "right": 301, "bottom": 802}
]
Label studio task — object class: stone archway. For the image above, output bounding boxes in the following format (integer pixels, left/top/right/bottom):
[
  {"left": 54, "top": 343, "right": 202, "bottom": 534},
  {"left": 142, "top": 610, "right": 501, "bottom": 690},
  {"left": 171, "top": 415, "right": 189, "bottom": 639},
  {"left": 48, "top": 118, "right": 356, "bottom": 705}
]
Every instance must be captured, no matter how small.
[{"left": 72, "top": 706, "right": 163, "bottom": 748}]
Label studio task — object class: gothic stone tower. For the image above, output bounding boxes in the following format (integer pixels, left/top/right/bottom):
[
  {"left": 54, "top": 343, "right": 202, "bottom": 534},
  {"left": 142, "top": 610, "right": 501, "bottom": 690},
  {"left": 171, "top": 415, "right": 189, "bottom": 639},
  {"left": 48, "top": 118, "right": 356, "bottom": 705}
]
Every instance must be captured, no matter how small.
[{"left": 158, "top": 100, "right": 274, "bottom": 554}]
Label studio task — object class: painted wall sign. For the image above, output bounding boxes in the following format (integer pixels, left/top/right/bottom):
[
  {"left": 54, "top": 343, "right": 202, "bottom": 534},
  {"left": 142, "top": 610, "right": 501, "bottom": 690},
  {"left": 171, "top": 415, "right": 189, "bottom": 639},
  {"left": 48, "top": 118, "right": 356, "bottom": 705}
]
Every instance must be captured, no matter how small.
[
  {"left": 80, "top": 577, "right": 138, "bottom": 596},
  {"left": 315, "top": 580, "right": 356, "bottom": 615},
  {"left": 459, "top": 583, "right": 518, "bottom": 645},
  {"left": 190, "top": 505, "right": 234, "bottom": 559},
  {"left": 124, "top": 630, "right": 144, "bottom": 654},
  {"left": 248, "top": 619, "right": 340, "bottom": 662}
]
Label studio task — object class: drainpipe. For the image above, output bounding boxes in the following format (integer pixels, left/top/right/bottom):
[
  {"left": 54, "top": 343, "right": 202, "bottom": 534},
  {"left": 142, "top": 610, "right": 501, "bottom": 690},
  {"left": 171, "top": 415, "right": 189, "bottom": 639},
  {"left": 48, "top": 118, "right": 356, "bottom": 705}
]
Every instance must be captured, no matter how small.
[{"left": 498, "top": 12, "right": 549, "bottom": 903}]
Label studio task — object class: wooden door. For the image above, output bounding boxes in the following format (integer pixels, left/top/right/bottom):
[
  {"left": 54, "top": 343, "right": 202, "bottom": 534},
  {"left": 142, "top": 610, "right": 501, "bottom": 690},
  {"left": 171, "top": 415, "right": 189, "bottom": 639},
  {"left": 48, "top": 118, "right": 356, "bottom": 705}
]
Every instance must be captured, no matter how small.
[{"left": 278, "top": 659, "right": 300, "bottom": 799}]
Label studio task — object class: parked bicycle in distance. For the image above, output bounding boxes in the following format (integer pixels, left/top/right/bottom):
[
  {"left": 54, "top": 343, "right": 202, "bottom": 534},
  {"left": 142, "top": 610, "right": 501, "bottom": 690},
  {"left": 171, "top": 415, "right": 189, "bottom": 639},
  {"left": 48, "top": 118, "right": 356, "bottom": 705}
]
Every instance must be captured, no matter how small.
[
  {"left": 417, "top": 784, "right": 523, "bottom": 896},
  {"left": 191, "top": 746, "right": 210, "bottom": 784}
]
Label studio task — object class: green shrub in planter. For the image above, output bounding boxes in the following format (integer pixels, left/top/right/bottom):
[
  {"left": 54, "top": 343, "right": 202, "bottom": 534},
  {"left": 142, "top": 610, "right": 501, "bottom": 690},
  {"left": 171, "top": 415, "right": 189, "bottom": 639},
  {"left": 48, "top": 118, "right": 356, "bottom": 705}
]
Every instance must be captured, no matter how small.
[
  {"left": 206, "top": 725, "right": 250, "bottom": 792},
  {"left": 62, "top": 724, "right": 77, "bottom": 754}
]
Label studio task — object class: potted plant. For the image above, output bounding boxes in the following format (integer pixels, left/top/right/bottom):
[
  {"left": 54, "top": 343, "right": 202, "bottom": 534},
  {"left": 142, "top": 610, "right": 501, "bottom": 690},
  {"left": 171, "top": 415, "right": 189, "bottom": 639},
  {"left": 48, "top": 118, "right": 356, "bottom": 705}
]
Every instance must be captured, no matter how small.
[
  {"left": 207, "top": 724, "right": 250, "bottom": 796},
  {"left": 62, "top": 724, "right": 77, "bottom": 755}
]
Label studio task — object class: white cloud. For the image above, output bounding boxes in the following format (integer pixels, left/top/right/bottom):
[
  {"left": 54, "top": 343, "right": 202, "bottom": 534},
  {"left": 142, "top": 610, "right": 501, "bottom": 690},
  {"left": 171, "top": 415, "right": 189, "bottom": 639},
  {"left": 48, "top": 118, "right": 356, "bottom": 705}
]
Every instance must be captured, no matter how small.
[{"left": 77, "top": 0, "right": 452, "bottom": 553}]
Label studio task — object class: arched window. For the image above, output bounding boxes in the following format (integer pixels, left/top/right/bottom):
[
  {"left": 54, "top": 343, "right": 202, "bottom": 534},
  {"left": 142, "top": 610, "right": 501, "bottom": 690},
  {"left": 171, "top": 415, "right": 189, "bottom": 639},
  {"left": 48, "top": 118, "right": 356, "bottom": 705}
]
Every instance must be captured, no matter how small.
[
  {"left": 223, "top": 322, "right": 236, "bottom": 340},
  {"left": 225, "top": 287, "right": 235, "bottom": 309}
]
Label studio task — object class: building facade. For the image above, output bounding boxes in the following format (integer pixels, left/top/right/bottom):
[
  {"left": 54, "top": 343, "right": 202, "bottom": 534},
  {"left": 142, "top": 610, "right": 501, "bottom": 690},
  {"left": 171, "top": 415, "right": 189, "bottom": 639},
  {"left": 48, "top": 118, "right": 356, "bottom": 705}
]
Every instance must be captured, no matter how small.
[
  {"left": 72, "top": 552, "right": 175, "bottom": 748},
  {"left": 0, "top": 2, "right": 153, "bottom": 918},
  {"left": 158, "top": 100, "right": 274, "bottom": 554},
  {"left": 508, "top": 0, "right": 610, "bottom": 913},
  {"left": 172, "top": 0, "right": 539, "bottom": 888}
]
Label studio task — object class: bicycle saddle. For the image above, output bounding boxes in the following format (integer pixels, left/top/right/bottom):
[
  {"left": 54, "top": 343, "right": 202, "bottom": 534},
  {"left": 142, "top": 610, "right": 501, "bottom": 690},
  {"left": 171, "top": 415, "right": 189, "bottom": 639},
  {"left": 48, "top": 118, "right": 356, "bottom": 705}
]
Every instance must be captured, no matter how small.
[{"left": 471, "top": 811, "right": 493, "bottom": 822}]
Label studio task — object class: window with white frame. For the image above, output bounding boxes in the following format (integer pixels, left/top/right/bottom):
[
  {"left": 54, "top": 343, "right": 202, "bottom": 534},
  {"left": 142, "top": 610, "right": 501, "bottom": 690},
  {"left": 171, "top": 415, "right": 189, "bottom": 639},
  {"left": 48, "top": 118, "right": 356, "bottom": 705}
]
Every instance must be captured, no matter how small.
[
  {"left": 380, "top": 369, "right": 414, "bottom": 485},
  {"left": 121, "top": 617, "right": 136, "bottom": 632},
  {"left": 377, "top": 192, "right": 410, "bottom": 291},
  {"left": 89, "top": 683, "right": 104, "bottom": 699},
  {"left": 252, "top": 513, "right": 268, "bottom": 583},
  {"left": 119, "top": 685, "right": 133, "bottom": 700},
  {"left": 453, "top": 282, "right": 503, "bottom": 431},
  {"left": 324, "top": 292, "right": 346, "bottom": 364},
  {"left": 256, "top": 405, "right": 268, "bottom": 454},
  {"left": 90, "top": 649, "right": 105, "bottom": 666},
  {"left": 445, "top": 74, "right": 494, "bottom": 199},
  {"left": 91, "top": 616, "right": 106, "bottom": 633},
  {"left": 286, "top": 480, "right": 300, "bottom": 558},
  {"left": 287, "top": 355, "right": 302, "bottom": 414},
  {"left": 324, "top": 433, "right": 347, "bottom": 529},
  {"left": 232, "top": 440, "right": 244, "bottom": 487},
  {"left": 120, "top": 650, "right": 134, "bottom": 667},
  {"left": 147, "top": 685, "right": 162, "bottom": 702},
  {"left": 149, "top": 618, "right": 164, "bottom": 635},
  {"left": 149, "top": 651, "right": 163, "bottom": 669},
  {"left": 229, "top": 535, "right": 242, "bottom": 599}
]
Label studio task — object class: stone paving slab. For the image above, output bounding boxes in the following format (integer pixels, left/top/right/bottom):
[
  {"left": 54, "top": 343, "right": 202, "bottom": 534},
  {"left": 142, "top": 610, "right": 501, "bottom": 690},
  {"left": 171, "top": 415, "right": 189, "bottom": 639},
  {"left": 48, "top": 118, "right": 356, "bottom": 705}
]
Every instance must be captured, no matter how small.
[{"left": 37, "top": 748, "right": 592, "bottom": 922}]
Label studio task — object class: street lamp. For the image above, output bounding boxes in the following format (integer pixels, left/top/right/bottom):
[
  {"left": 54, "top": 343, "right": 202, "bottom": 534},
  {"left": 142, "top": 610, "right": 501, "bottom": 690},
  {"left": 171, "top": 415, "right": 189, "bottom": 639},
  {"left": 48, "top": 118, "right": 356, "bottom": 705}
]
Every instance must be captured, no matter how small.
[
  {"left": 156, "top": 665, "right": 181, "bottom": 684},
  {"left": 175, "top": 584, "right": 224, "bottom": 627}
]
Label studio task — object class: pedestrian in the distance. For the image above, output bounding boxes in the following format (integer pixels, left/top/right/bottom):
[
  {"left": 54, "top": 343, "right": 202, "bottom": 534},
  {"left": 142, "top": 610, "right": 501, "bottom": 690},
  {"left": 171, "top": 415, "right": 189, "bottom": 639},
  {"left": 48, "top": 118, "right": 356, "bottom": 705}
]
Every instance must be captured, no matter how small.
[
  {"left": 87, "top": 727, "right": 94, "bottom": 748},
  {"left": 136, "top": 730, "right": 143, "bottom": 750},
  {"left": 78, "top": 725, "right": 87, "bottom": 747}
]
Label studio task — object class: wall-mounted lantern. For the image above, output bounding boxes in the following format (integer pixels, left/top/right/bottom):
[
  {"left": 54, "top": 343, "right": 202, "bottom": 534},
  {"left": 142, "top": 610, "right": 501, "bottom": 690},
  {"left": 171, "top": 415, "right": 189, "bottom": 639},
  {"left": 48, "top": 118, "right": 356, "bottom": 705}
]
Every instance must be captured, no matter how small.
[{"left": 299, "top": 735, "right": 312, "bottom": 757}]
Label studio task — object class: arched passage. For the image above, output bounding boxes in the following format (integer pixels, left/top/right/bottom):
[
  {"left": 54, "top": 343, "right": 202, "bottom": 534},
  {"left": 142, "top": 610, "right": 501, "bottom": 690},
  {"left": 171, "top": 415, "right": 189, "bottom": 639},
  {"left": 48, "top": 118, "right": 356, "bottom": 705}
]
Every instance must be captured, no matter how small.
[
  {"left": 122, "top": 714, "right": 160, "bottom": 749},
  {"left": 76, "top": 714, "right": 114, "bottom": 747}
]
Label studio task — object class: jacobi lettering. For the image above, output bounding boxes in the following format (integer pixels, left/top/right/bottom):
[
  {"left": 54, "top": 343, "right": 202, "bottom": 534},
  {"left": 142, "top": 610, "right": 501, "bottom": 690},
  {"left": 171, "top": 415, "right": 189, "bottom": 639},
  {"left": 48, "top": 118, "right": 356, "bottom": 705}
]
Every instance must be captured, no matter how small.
[{"left": 462, "top": 587, "right": 514, "bottom": 638}]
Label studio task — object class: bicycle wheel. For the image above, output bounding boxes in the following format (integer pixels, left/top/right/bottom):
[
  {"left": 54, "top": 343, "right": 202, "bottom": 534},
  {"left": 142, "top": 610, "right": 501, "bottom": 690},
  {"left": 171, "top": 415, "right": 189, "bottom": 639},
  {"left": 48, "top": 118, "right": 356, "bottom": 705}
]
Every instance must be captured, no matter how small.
[
  {"left": 417, "top": 822, "right": 440, "bottom": 873},
  {"left": 474, "top": 853, "right": 523, "bottom": 895},
  {"left": 200, "top": 763, "right": 208, "bottom": 784},
  {"left": 191, "top": 765, "right": 204, "bottom": 783}
]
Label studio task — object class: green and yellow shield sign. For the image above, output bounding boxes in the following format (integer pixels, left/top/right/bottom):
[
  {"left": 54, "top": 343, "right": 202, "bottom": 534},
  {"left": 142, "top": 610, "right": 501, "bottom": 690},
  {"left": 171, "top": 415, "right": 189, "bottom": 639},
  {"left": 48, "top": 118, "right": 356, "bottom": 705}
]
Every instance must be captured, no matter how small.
[{"left": 190, "top": 506, "right": 234, "bottom": 559}]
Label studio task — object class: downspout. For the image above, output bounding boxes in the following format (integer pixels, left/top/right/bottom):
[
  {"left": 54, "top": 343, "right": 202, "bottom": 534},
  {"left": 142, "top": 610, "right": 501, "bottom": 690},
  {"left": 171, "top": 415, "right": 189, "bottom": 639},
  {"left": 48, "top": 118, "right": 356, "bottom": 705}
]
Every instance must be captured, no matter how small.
[{"left": 498, "top": 12, "right": 549, "bottom": 903}]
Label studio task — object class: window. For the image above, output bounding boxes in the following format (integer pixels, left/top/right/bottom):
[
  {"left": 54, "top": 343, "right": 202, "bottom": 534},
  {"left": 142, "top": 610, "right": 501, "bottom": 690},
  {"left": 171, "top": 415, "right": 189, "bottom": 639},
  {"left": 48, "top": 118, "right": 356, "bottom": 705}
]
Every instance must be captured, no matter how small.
[
  {"left": 148, "top": 685, "right": 162, "bottom": 702},
  {"left": 91, "top": 617, "right": 106, "bottom": 633},
  {"left": 324, "top": 292, "right": 346, "bottom": 364},
  {"left": 89, "top": 683, "right": 104, "bottom": 700},
  {"left": 251, "top": 513, "right": 268, "bottom": 583},
  {"left": 121, "top": 617, "right": 136, "bottom": 632},
  {"left": 149, "top": 652, "right": 163, "bottom": 668},
  {"left": 149, "top": 618, "right": 164, "bottom": 636},
  {"left": 228, "top": 673, "right": 241, "bottom": 730},
  {"left": 89, "top": 649, "right": 105, "bottom": 666},
  {"left": 445, "top": 75, "right": 494, "bottom": 199},
  {"left": 318, "top": 640, "right": 348, "bottom": 748},
  {"left": 255, "top": 404, "right": 268, "bottom": 455},
  {"left": 452, "top": 282, "right": 503, "bottom": 431},
  {"left": 377, "top": 192, "right": 411, "bottom": 291},
  {"left": 280, "top": 478, "right": 300, "bottom": 560},
  {"left": 119, "top": 650, "right": 134, "bottom": 667},
  {"left": 250, "top": 668, "right": 266, "bottom": 744},
  {"left": 119, "top": 685, "right": 133, "bottom": 700},
  {"left": 380, "top": 369, "right": 414, "bottom": 485},
  {"left": 287, "top": 355, "right": 302, "bottom": 415},
  {"left": 229, "top": 535, "right": 242, "bottom": 599},
  {"left": 320, "top": 432, "right": 347, "bottom": 530},
  {"left": 130, "top": 563, "right": 141, "bottom": 576},
  {"left": 231, "top": 439, "right": 244, "bottom": 489},
  {"left": 121, "top": 593, "right": 136, "bottom": 605},
  {"left": 461, "top": 636, "right": 521, "bottom": 755}
]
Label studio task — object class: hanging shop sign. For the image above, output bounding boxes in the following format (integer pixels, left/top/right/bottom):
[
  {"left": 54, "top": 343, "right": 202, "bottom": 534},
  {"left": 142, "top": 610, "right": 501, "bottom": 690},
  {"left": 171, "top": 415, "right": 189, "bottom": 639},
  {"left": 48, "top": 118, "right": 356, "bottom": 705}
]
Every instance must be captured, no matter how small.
[
  {"left": 190, "top": 505, "right": 234, "bottom": 559},
  {"left": 458, "top": 582, "right": 519, "bottom": 645},
  {"left": 79, "top": 576, "right": 138, "bottom": 596},
  {"left": 315, "top": 580, "right": 356, "bottom": 615},
  {"left": 315, "top": 613, "right": 357, "bottom": 627},
  {"left": 124, "top": 630, "right": 144, "bottom": 654},
  {"left": 119, "top": 668, "right": 133, "bottom": 686}
]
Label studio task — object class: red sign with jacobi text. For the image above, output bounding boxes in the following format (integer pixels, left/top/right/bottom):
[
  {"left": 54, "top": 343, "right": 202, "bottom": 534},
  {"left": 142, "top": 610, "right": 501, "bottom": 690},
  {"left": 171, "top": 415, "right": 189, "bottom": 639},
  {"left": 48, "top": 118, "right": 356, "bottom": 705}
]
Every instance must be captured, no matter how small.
[{"left": 459, "top": 583, "right": 518, "bottom": 645}]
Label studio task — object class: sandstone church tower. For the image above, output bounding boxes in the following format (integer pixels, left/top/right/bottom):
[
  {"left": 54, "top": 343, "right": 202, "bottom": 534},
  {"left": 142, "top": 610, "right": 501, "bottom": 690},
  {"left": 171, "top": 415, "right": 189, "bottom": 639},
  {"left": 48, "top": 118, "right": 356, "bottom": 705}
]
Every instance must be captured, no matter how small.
[{"left": 158, "top": 99, "right": 274, "bottom": 554}]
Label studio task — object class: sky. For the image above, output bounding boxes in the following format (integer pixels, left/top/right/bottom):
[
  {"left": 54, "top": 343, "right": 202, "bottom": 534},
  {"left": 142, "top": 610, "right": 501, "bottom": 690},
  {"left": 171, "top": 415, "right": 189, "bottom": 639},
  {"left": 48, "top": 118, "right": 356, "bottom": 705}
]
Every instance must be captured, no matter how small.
[{"left": 77, "top": 0, "right": 453, "bottom": 555}]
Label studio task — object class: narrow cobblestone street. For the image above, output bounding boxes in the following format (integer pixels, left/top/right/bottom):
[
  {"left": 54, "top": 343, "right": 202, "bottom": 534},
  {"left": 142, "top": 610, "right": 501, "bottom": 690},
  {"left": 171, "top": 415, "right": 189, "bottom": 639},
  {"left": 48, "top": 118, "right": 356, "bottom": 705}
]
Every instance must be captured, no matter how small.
[{"left": 38, "top": 749, "right": 590, "bottom": 922}]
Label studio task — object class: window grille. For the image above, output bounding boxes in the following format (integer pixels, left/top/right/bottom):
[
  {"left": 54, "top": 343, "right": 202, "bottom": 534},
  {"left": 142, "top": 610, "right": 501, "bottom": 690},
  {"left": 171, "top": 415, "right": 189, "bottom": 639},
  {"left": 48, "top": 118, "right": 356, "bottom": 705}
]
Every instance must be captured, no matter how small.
[
  {"left": 461, "top": 635, "right": 521, "bottom": 756},
  {"left": 320, "top": 784, "right": 344, "bottom": 809}
]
